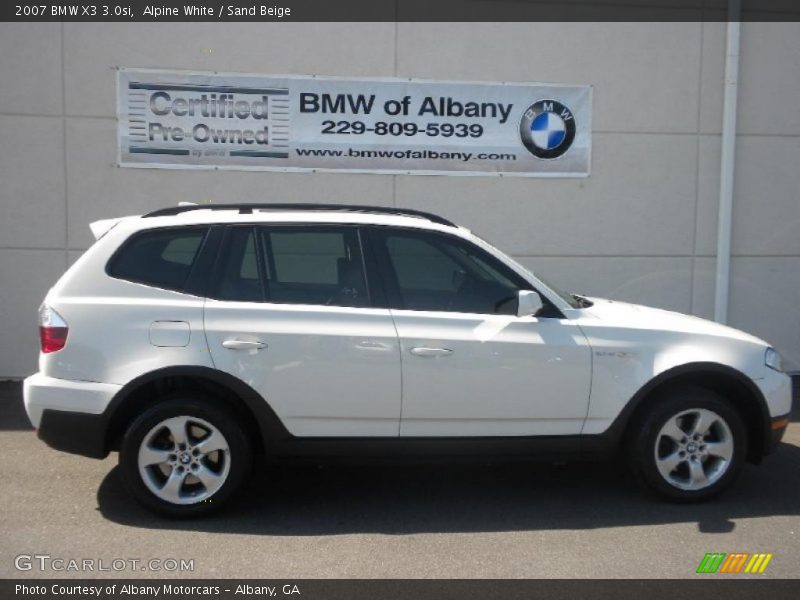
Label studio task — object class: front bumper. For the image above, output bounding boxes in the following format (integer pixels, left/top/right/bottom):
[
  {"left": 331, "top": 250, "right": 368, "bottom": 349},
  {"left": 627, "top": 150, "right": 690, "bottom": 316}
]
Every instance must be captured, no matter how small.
[
  {"left": 766, "top": 414, "right": 791, "bottom": 455},
  {"left": 24, "top": 373, "right": 121, "bottom": 459},
  {"left": 755, "top": 367, "right": 793, "bottom": 419},
  {"left": 754, "top": 367, "right": 793, "bottom": 457}
]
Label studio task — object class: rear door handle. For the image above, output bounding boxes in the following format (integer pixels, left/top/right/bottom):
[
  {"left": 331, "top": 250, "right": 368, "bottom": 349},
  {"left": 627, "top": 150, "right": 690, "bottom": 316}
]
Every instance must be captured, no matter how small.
[
  {"left": 222, "top": 339, "right": 267, "bottom": 350},
  {"left": 409, "top": 346, "right": 453, "bottom": 357}
]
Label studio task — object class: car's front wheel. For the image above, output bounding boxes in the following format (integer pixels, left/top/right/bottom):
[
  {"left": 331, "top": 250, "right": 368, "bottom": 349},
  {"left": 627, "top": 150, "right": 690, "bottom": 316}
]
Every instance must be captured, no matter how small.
[
  {"left": 629, "top": 387, "right": 747, "bottom": 501},
  {"left": 119, "top": 396, "right": 252, "bottom": 516}
]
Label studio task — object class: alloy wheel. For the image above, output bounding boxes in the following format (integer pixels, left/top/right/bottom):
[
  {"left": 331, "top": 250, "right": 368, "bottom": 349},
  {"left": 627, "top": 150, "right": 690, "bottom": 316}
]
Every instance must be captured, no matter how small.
[
  {"left": 653, "top": 408, "right": 734, "bottom": 491},
  {"left": 137, "top": 415, "right": 231, "bottom": 505}
]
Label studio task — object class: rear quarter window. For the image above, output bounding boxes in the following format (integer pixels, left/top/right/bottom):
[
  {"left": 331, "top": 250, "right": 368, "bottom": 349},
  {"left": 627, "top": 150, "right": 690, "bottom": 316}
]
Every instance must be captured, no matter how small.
[{"left": 107, "top": 227, "right": 208, "bottom": 292}]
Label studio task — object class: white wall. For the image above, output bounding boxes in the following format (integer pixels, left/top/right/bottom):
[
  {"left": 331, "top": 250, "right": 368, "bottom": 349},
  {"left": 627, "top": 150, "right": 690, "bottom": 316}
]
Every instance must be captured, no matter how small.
[{"left": 1, "top": 21, "right": 799, "bottom": 378}]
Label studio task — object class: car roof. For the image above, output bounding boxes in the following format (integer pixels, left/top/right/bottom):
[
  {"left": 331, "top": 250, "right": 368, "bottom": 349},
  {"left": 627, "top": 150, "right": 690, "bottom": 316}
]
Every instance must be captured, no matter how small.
[
  {"left": 95, "top": 204, "right": 464, "bottom": 240},
  {"left": 90, "top": 203, "right": 470, "bottom": 240},
  {"left": 144, "top": 210, "right": 453, "bottom": 228},
  {"left": 144, "top": 203, "right": 456, "bottom": 227}
]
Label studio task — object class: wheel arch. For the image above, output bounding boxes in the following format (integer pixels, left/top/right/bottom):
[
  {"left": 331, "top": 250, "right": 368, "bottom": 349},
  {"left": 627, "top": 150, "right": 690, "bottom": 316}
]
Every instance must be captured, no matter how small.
[
  {"left": 103, "top": 366, "right": 290, "bottom": 456},
  {"left": 608, "top": 362, "right": 771, "bottom": 463}
]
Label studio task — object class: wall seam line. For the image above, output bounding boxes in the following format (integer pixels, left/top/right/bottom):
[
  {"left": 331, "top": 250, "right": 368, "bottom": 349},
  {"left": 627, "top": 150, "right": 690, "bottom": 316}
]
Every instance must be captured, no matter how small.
[
  {"left": 60, "top": 22, "right": 68, "bottom": 269},
  {"left": 689, "top": 18, "right": 705, "bottom": 315}
]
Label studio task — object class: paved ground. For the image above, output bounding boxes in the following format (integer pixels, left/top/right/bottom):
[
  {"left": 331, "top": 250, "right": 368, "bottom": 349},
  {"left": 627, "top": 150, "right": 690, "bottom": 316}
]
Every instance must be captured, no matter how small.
[{"left": 1, "top": 381, "right": 798, "bottom": 579}]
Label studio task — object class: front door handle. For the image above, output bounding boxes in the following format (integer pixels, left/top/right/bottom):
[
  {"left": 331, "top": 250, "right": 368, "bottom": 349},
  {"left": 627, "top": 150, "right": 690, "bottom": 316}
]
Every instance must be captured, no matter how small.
[
  {"left": 222, "top": 339, "right": 267, "bottom": 350},
  {"left": 409, "top": 346, "right": 453, "bottom": 358}
]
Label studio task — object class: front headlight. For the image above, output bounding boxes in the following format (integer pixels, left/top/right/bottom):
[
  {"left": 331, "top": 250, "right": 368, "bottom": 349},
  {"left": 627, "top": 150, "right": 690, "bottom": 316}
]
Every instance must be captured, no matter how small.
[{"left": 765, "top": 347, "right": 783, "bottom": 372}]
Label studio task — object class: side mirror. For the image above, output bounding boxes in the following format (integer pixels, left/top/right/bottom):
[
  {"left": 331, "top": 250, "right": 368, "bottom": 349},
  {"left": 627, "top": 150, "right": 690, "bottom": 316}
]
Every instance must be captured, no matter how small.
[{"left": 516, "top": 290, "right": 544, "bottom": 317}]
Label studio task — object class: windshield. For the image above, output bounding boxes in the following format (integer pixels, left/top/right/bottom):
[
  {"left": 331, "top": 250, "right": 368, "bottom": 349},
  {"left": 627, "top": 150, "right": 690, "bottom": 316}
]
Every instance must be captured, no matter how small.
[
  {"left": 529, "top": 271, "right": 588, "bottom": 308},
  {"left": 469, "top": 232, "right": 585, "bottom": 309}
]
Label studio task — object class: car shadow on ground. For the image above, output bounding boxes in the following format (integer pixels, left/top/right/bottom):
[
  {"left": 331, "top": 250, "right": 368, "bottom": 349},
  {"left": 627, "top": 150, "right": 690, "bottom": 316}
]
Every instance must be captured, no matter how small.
[
  {"left": 96, "top": 438, "right": 800, "bottom": 536},
  {"left": 6, "top": 379, "right": 798, "bottom": 535},
  {"left": 0, "top": 381, "right": 32, "bottom": 431}
]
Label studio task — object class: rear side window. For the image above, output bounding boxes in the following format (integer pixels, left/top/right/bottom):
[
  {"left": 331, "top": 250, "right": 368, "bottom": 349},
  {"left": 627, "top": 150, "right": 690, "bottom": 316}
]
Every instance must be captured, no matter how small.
[
  {"left": 211, "top": 225, "right": 370, "bottom": 307},
  {"left": 108, "top": 227, "right": 207, "bottom": 292},
  {"left": 214, "top": 227, "right": 262, "bottom": 302},
  {"left": 268, "top": 230, "right": 348, "bottom": 285}
]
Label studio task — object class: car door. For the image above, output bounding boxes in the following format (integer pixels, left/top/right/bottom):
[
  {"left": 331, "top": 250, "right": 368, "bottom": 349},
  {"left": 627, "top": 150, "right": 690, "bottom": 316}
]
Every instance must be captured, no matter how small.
[
  {"left": 368, "top": 226, "right": 591, "bottom": 437},
  {"left": 204, "top": 224, "right": 402, "bottom": 437}
]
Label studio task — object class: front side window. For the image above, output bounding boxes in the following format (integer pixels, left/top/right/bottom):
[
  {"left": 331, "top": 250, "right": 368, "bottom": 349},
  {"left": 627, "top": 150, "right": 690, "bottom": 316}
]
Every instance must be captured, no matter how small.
[
  {"left": 108, "top": 227, "right": 207, "bottom": 292},
  {"left": 374, "top": 228, "right": 524, "bottom": 314},
  {"left": 212, "top": 225, "right": 370, "bottom": 308}
]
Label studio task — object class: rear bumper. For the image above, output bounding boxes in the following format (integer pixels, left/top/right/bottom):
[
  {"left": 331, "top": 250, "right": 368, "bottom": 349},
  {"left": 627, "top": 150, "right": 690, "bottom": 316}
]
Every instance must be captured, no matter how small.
[
  {"left": 37, "top": 409, "right": 110, "bottom": 458},
  {"left": 24, "top": 373, "right": 121, "bottom": 459}
]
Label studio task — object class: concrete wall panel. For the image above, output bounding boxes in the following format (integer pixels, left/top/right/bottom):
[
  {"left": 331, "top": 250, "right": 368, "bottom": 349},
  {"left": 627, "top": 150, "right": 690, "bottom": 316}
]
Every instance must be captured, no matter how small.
[
  {"left": 731, "top": 136, "right": 800, "bottom": 257},
  {"left": 0, "top": 116, "right": 66, "bottom": 249},
  {"left": 0, "top": 23, "right": 62, "bottom": 116},
  {"left": 0, "top": 250, "right": 67, "bottom": 378},
  {"left": 738, "top": 22, "right": 800, "bottom": 136}
]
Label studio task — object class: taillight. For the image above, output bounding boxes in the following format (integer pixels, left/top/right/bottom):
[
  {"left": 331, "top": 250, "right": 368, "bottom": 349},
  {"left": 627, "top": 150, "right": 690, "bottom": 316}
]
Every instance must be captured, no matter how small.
[{"left": 39, "top": 305, "right": 68, "bottom": 353}]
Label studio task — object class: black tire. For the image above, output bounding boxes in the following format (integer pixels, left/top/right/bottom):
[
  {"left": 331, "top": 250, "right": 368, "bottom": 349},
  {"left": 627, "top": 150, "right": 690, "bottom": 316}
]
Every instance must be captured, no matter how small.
[
  {"left": 119, "top": 394, "right": 252, "bottom": 517},
  {"left": 627, "top": 386, "right": 747, "bottom": 502}
]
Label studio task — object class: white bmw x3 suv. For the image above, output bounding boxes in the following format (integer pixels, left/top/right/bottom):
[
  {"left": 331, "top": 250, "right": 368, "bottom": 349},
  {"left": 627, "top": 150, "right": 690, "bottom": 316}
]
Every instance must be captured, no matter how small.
[{"left": 24, "top": 203, "right": 792, "bottom": 516}]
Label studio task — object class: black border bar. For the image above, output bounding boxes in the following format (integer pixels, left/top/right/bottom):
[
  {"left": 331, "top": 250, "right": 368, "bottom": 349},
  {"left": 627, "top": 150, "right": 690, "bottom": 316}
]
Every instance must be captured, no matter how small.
[
  {"left": 4, "top": 579, "right": 800, "bottom": 600},
  {"left": 4, "top": 0, "right": 800, "bottom": 22}
]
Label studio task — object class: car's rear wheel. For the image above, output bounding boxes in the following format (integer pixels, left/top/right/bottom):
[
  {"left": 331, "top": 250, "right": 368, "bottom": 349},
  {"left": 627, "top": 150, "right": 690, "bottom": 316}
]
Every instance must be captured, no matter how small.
[
  {"left": 629, "top": 387, "right": 747, "bottom": 501},
  {"left": 119, "top": 396, "right": 251, "bottom": 516}
]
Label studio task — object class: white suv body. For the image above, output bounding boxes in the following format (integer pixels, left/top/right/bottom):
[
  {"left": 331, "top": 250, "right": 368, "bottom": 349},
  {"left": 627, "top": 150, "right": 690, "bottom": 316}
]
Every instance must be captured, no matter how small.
[{"left": 23, "top": 204, "right": 792, "bottom": 515}]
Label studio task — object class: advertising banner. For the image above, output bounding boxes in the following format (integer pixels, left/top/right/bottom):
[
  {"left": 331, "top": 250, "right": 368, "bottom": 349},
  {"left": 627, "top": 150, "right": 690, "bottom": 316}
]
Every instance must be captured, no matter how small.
[{"left": 118, "top": 68, "right": 591, "bottom": 177}]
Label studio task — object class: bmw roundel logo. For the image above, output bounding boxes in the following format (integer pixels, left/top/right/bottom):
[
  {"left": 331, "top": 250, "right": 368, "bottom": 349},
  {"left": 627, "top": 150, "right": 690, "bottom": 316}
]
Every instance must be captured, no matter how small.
[{"left": 519, "top": 99, "right": 576, "bottom": 159}]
